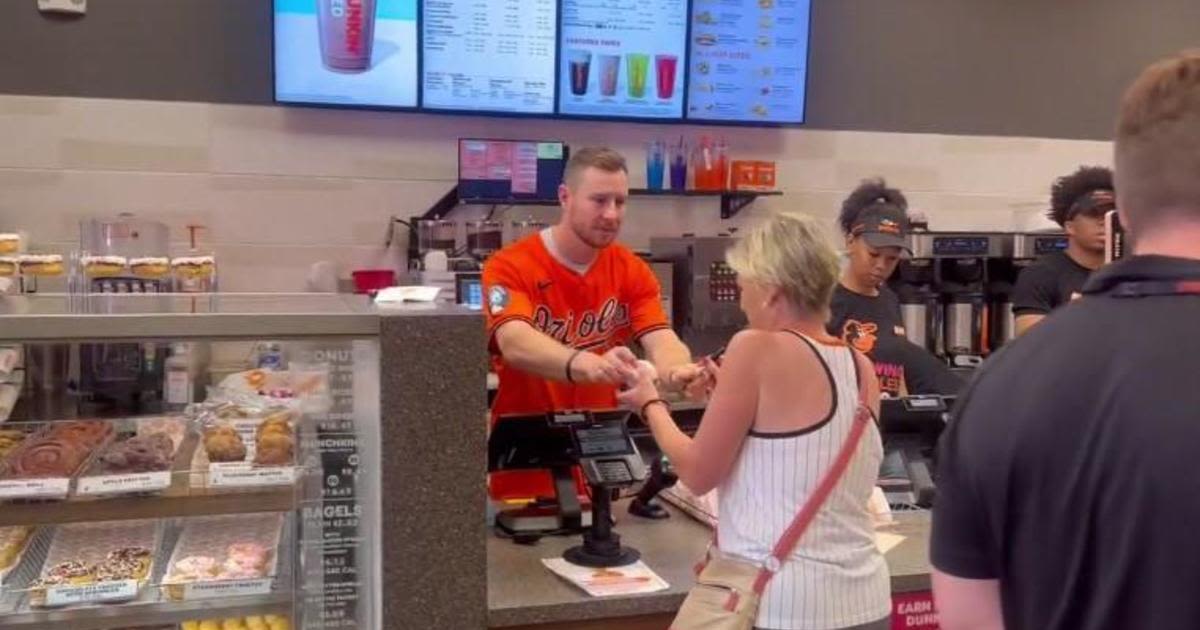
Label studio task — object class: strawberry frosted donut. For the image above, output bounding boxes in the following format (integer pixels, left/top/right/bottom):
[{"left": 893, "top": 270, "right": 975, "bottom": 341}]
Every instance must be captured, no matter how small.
[
  {"left": 226, "top": 542, "right": 269, "bottom": 569},
  {"left": 173, "top": 555, "right": 218, "bottom": 580},
  {"left": 219, "top": 559, "right": 264, "bottom": 580}
]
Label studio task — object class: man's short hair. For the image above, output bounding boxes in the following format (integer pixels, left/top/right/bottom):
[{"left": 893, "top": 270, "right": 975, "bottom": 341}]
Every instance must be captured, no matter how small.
[
  {"left": 1115, "top": 49, "right": 1200, "bottom": 234},
  {"left": 563, "top": 146, "right": 627, "bottom": 188}
]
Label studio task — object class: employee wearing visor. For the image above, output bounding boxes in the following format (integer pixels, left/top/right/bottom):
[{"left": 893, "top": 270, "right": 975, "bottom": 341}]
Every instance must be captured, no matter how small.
[
  {"left": 828, "top": 179, "right": 962, "bottom": 397},
  {"left": 1012, "top": 166, "right": 1114, "bottom": 335},
  {"left": 482, "top": 146, "right": 705, "bottom": 501}
]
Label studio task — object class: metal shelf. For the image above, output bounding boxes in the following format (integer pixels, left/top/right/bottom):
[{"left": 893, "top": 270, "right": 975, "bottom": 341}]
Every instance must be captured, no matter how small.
[
  {"left": 0, "top": 487, "right": 297, "bottom": 528},
  {"left": 628, "top": 188, "right": 783, "bottom": 219},
  {"left": 0, "top": 591, "right": 294, "bottom": 630}
]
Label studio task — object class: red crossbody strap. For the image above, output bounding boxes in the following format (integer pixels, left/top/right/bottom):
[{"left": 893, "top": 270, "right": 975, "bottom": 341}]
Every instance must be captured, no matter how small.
[{"left": 751, "top": 351, "right": 873, "bottom": 595}]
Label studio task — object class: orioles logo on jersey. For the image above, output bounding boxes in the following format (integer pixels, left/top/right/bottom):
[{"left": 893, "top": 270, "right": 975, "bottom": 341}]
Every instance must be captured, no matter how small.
[
  {"left": 533, "top": 297, "right": 631, "bottom": 350},
  {"left": 842, "top": 319, "right": 879, "bottom": 353}
]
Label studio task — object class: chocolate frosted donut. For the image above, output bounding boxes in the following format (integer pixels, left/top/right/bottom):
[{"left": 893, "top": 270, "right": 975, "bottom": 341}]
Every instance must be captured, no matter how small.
[{"left": 12, "top": 439, "right": 86, "bottom": 477}]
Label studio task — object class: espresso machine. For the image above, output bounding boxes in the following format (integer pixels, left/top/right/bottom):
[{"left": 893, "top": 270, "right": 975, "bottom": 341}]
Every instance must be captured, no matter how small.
[
  {"left": 649, "top": 236, "right": 744, "bottom": 356},
  {"left": 893, "top": 232, "right": 1015, "bottom": 367}
]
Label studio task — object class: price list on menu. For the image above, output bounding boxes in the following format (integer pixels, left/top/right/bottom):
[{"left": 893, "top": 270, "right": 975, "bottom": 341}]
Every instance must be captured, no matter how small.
[
  {"left": 687, "top": 0, "right": 812, "bottom": 123},
  {"left": 558, "top": 0, "right": 687, "bottom": 118},
  {"left": 295, "top": 343, "right": 370, "bottom": 630},
  {"left": 422, "top": 0, "right": 557, "bottom": 113}
]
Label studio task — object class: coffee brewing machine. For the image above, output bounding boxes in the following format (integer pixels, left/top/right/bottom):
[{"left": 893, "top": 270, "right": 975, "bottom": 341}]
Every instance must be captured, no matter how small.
[
  {"left": 892, "top": 232, "right": 1018, "bottom": 367},
  {"left": 649, "top": 236, "right": 745, "bottom": 357}
]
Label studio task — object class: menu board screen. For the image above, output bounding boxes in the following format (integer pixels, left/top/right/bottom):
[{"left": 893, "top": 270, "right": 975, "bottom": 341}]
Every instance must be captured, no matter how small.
[
  {"left": 422, "top": 0, "right": 557, "bottom": 113},
  {"left": 274, "top": 0, "right": 419, "bottom": 108},
  {"left": 557, "top": 0, "right": 688, "bottom": 119},
  {"left": 686, "top": 0, "right": 812, "bottom": 123}
]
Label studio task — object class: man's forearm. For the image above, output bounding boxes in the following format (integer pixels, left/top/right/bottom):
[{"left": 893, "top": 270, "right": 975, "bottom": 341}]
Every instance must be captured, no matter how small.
[{"left": 495, "top": 322, "right": 577, "bottom": 382}]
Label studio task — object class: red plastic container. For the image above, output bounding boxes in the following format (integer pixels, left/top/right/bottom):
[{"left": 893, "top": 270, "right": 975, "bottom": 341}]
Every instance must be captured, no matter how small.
[{"left": 351, "top": 269, "right": 396, "bottom": 294}]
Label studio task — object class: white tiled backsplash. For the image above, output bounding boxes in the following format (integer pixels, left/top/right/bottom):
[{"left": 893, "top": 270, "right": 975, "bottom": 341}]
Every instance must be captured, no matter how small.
[{"left": 0, "top": 95, "right": 1113, "bottom": 292}]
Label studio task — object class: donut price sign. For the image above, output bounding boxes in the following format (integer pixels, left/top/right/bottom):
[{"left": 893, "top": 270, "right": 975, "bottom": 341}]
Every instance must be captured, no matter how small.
[{"left": 0, "top": 477, "right": 70, "bottom": 500}]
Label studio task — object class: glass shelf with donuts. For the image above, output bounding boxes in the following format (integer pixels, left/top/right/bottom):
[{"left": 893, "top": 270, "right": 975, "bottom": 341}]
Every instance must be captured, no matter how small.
[{"left": 0, "top": 315, "right": 382, "bottom": 630}]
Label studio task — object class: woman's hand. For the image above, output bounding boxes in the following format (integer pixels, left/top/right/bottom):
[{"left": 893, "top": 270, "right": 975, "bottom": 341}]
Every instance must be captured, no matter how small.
[{"left": 617, "top": 360, "right": 662, "bottom": 414}]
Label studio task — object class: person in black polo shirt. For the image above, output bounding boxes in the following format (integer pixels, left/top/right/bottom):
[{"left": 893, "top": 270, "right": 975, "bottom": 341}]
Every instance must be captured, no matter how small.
[
  {"left": 828, "top": 179, "right": 962, "bottom": 396},
  {"left": 932, "top": 49, "right": 1200, "bottom": 630},
  {"left": 1011, "top": 166, "right": 1114, "bottom": 335}
]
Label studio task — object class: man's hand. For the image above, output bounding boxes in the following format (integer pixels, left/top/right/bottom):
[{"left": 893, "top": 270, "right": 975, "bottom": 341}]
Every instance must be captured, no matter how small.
[
  {"left": 569, "top": 347, "right": 639, "bottom": 385},
  {"left": 616, "top": 361, "right": 662, "bottom": 413}
]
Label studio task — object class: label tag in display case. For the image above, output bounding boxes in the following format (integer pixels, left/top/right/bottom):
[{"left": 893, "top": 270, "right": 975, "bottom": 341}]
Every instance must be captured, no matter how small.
[
  {"left": 76, "top": 471, "right": 171, "bottom": 496},
  {"left": 46, "top": 579, "right": 139, "bottom": 606},
  {"left": 0, "top": 477, "right": 70, "bottom": 499},
  {"left": 182, "top": 577, "right": 273, "bottom": 600},
  {"left": 209, "top": 464, "right": 296, "bottom": 488}
]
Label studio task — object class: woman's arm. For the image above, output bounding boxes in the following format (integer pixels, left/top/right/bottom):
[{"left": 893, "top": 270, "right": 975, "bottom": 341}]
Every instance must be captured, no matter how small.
[{"left": 619, "top": 330, "right": 764, "bottom": 494}]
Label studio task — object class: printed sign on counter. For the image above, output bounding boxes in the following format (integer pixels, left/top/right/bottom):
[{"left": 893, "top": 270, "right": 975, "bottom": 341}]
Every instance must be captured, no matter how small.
[
  {"left": 46, "top": 579, "right": 139, "bottom": 606},
  {"left": 182, "top": 578, "right": 274, "bottom": 600},
  {"left": 0, "top": 477, "right": 70, "bottom": 500},
  {"left": 76, "top": 471, "right": 171, "bottom": 496},
  {"left": 891, "top": 591, "right": 940, "bottom": 629}
]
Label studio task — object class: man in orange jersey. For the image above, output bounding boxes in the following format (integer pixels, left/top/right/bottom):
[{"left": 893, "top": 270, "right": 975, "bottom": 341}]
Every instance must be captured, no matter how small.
[{"left": 484, "top": 146, "right": 704, "bottom": 501}]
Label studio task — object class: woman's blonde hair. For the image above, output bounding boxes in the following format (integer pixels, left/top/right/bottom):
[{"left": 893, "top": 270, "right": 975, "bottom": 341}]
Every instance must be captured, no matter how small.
[{"left": 726, "top": 211, "right": 840, "bottom": 315}]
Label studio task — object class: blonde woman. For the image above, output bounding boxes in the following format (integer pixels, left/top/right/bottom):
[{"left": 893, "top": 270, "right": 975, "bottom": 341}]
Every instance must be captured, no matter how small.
[{"left": 620, "top": 211, "right": 890, "bottom": 630}]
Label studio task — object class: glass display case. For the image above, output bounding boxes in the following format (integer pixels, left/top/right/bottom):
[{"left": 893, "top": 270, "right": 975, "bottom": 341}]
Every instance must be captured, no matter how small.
[{"left": 0, "top": 293, "right": 382, "bottom": 630}]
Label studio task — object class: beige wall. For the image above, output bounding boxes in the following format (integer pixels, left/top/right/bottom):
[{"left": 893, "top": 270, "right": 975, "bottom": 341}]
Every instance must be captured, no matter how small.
[{"left": 0, "top": 95, "right": 1113, "bottom": 292}]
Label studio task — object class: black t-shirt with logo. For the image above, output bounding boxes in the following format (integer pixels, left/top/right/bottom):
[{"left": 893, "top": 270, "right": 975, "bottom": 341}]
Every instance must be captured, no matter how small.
[
  {"left": 1012, "top": 251, "right": 1092, "bottom": 316},
  {"left": 932, "top": 255, "right": 1200, "bottom": 630}
]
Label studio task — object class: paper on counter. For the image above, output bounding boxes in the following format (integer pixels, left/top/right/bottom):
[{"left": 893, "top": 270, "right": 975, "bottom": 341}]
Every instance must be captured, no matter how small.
[
  {"left": 542, "top": 558, "right": 669, "bottom": 597},
  {"left": 373, "top": 285, "right": 441, "bottom": 304},
  {"left": 874, "top": 532, "right": 906, "bottom": 555}
]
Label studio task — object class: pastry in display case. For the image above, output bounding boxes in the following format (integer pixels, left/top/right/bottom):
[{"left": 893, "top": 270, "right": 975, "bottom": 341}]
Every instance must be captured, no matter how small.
[
  {"left": 17, "top": 255, "right": 64, "bottom": 277},
  {"left": 0, "top": 257, "right": 16, "bottom": 277},
  {"left": 0, "top": 294, "right": 384, "bottom": 630},
  {"left": 162, "top": 513, "right": 285, "bottom": 601},
  {"left": 25, "top": 519, "right": 160, "bottom": 607},
  {"left": 130, "top": 257, "right": 171, "bottom": 279},
  {"left": 82, "top": 255, "right": 129, "bottom": 278},
  {"left": 0, "top": 234, "right": 21, "bottom": 255}
]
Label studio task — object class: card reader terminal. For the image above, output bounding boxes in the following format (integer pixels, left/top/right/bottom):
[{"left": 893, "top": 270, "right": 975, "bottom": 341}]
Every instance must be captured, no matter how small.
[{"left": 565, "top": 419, "right": 649, "bottom": 488}]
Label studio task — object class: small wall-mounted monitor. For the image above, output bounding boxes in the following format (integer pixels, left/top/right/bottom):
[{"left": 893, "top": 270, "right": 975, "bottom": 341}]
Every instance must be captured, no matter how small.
[{"left": 457, "top": 139, "right": 568, "bottom": 204}]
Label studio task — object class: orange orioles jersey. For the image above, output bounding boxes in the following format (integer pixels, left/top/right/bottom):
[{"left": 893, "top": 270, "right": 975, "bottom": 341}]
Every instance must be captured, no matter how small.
[{"left": 483, "top": 232, "right": 669, "bottom": 501}]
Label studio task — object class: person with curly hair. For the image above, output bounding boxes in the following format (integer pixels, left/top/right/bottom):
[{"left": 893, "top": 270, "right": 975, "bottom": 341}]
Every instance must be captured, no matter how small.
[{"left": 1011, "top": 166, "right": 1114, "bottom": 335}]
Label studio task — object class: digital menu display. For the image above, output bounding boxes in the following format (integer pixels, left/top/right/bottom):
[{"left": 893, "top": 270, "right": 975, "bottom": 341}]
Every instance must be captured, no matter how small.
[
  {"left": 458, "top": 139, "right": 567, "bottom": 203},
  {"left": 422, "top": 0, "right": 557, "bottom": 113},
  {"left": 274, "top": 0, "right": 419, "bottom": 108},
  {"left": 686, "top": 0, "right": 812, "bottom": 123},
  {"left": 557, "top": 0, "right": 688, "bottom": 119}
]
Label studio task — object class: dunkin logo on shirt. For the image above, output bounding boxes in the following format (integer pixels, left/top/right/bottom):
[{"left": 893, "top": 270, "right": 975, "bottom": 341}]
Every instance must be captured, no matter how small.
[{"left": 533, "top": 298, "right": 631, "bottom": 350}]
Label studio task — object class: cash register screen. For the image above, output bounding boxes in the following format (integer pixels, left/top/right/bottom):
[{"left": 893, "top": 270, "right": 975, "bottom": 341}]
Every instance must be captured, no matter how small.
[{"left": 573, "top": 425, "right": 635, "bottom": 457}]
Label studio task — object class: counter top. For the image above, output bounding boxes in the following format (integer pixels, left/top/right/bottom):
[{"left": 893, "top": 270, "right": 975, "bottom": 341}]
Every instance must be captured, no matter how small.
[
  {"left": 487, "top": 500, "right": 931, "bottom": 628},
  {"left": 0, "top": 293, "right": 481, "bottom": 342}
]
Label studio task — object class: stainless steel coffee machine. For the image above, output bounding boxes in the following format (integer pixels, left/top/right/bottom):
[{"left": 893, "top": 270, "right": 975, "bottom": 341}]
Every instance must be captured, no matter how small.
[
  {"left": 893, "top": 232, "right": 1015, "bottom": 367},
  {"left": 649, "top": 236, "right": 744, "bottom": 356}
]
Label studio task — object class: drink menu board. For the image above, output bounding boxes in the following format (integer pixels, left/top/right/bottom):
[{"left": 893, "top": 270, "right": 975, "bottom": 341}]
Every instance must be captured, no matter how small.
[
  {"left": 422, "top": 0, "right": 557, "bottom": 113},
  {"left": 686, "top": 0, "right": 812, "bottom": 123},
  {"left": 558, "top": 0, "right": 688, "bottom": 119}
]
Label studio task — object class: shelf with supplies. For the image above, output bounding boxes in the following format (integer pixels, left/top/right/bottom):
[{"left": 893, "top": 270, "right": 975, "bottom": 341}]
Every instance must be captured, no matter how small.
[{"left": 628, "top": 188, "right": 783, "bottom": 219}]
